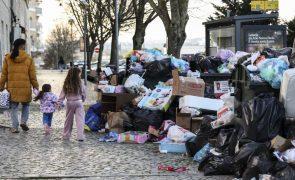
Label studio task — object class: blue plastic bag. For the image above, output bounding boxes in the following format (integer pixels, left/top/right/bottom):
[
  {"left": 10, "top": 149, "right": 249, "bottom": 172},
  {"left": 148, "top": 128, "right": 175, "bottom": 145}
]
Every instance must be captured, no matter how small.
[
  {"left": 171, "top": 57, "right": 190, "bottom": 73},
  {"left": 85, "top": 103, "right": 102, "bottom": 131},
  {"left": 193, "top": 143, "right": 213, "bottom": 163},
  {"left": 259, "top": 58, "right": 289, "bottom": 89}
]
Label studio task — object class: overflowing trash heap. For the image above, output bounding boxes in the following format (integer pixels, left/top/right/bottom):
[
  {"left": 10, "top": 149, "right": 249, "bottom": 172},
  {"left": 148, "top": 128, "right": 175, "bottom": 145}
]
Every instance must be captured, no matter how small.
[{"left": 86, "top": 47, "right": 295, "bottom": 179}]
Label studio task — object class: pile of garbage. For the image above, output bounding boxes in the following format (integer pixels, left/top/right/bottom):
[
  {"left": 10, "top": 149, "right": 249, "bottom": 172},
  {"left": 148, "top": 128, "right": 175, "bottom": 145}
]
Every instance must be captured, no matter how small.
[{"left": 85, "top": 47, "right": 295, "bottom": 179}]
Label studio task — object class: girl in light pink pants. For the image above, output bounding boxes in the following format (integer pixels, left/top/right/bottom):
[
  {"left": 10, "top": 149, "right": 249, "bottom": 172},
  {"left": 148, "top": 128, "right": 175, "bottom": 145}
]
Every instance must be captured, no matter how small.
[{"left": 58, "top": 67, "right": 86, "bottom": 141}]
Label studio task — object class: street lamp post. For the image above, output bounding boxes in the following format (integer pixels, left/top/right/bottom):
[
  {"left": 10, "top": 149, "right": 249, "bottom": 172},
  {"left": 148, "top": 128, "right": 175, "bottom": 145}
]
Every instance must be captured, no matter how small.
[
  {"left": 68, "top": 18, "right": 74, "bottom": 67},
  {"left": 114, "top": 0, "right": 119, "bottom": 73}
]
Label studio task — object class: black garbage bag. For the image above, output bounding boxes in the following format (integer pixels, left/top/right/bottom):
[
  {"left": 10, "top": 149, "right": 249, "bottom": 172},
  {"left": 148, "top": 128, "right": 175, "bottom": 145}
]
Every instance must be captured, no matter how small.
[
  {"left": 143, "top": 59, "right": 171, "bottom": 77},
  {"left": 238, "top": 54, "right": 251, "bottom": 65},
  {"left": 186, "top": 136, "right": 208, "bottom": 157},
  {"left": 242, "top": 158, "right": 274, "bottom": 180},
  {"left": 269, "top": 161, "right": 295, "bottom": 180},
  {"left": 143, "top": 58, "right": 172, "bottom": 89},
  {"left": 241, "top": 93, "right": 285, "bottom": 142},
  {"left": 209, "top": 56, "right": 223, "bottom": 71},
  {"left": 283, "top": 119, "right": 295, "bottom": 139},
  {"left": 204, "top": 83, "right": 215, "bottom": 99},
  {"left": 234, "top": 141, "right": 271, "bottom": 178},
  {"left": 190, "top": 53, "right": 206, "bottom": 72},
  {"left": 132, "top": 108, "right": 164, "bottom": 132},
  {"left": 262, "top": 47, "right": 293, "bottom": 59},
  {"left": 163, "top": 98, "right": 178, "bottom": 121},
  {"left": 198, "top": 58, "right": 217, "bottom": 73},
  {"left": 122, "top": 105, "right": 136, "bottom": 116},
  {"left": 122, "top": 106, "right": 164, "bottom": 131},
  {"left": 198, "top": 115, "right": 220, "bottom": 138},
  {"left": 198, "top": 153, "right": 235, "bottom": 176},
  {"left": 185, "top": 115, "right": 219, "bottom": 157},
  {"left": 272, "top": 163, "right": 295, "bottom": 180},
  {"left": 242, "top": 145, "right": 274, "bottom": 180},
  {"left": 216, "top": 128, "right": 238, "bottom": 156}
]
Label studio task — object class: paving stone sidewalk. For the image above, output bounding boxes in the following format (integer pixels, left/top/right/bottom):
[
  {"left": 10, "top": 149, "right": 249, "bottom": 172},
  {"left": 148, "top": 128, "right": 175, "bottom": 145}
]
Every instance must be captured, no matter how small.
[{"left": 0, "top": 70, "right": 232, "bottom": 179}]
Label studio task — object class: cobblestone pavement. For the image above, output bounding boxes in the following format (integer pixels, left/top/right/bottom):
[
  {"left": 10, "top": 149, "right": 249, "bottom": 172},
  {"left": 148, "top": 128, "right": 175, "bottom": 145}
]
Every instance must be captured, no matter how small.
[{"left": 0, "top": 70, "right": 233, "bottom": 179}]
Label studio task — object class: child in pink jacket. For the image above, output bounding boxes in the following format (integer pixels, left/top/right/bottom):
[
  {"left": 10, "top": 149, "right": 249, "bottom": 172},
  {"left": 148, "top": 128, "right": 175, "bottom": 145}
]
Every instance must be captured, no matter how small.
[{"left": 57, "top": 67, "right": 86, "bottom": 141}]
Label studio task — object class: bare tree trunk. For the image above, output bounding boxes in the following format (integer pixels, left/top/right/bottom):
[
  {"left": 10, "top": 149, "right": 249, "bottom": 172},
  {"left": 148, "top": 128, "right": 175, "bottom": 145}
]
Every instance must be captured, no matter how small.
[
  {"left": 88, "top": 42, "right": 96, "bottom": 69},
  {"left": 148, "top": 0, "right": 189, "bottom": 58},
  {"left": 166, "top": 25, "right": 186, "bottom": 58},
  {"left": 133, "top": 24, "right": 146, "bottom": 50},
  {"left": 110, "top": 30, "right": 118, "bottom": 65},
  {"left": 97, "top": 42, "right": 104, "bottom": 69}
]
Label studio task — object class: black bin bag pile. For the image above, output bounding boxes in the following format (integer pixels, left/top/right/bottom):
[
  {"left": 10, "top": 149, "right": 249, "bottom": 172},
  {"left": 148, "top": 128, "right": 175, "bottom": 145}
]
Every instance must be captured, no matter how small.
[{"left": 185, "top": 93, "right": 295, "bottom": 179}]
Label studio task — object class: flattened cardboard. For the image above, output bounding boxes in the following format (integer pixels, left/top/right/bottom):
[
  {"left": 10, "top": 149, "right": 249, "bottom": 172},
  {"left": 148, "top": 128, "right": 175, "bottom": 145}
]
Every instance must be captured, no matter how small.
[{"left": 172, "top": 70, "right": 205, "bottom": 97}]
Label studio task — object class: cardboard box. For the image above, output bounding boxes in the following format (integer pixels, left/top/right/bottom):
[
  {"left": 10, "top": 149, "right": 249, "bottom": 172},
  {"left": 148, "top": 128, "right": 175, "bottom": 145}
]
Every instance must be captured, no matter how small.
[
  {"left": 176, "top": 108, "right": 191, "bottom": 130},
  {"left": 191, "top": 117, "right": 202, "bottom": 133},
  {"left": 271, "top": 135, "right": 293, "bottom": 152},
  {"left": 100, "top": 93, "right": 138, "bottom": 113},
  {"left": 176, "top": 108, "right": 202, "bottom": 132},
  {"left": 139, "top": 85, "right": 174, "bottom": 111},
  {"left": 159, "top": 142, "right": 186, "bottom": 153},
  {"left": 172, "top": 70, "right": 205, "bottom": 97},
  {"left": 179, "top": 95, "right": 224, "bottom": 112}
]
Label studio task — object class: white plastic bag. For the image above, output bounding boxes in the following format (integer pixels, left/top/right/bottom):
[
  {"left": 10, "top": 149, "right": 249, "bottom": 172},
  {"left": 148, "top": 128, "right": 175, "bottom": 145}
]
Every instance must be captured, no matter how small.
[
  {"left": 0, "top": 89, "right": 10, "bottom": 109},
  {"left": 124, "top": 74, "right": 145, "bottom": 94},
  {"left": 167, "top": 125, "right": 196, "bottom": 143},
  {"left": 274, "top": 148, "right": 295, "bottom": 164},
  {"left": 211, "top": 111, "right": 235, "bottom": 129},
  {"left": 220, "top": 93, "right": 234, "bottom": 109}
]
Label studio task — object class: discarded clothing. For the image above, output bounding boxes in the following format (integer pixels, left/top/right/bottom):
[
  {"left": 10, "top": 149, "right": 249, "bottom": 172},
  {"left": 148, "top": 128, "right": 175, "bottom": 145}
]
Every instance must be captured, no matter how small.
[{"left": 98, "top": 132, "right": 118, "bottom": 142}]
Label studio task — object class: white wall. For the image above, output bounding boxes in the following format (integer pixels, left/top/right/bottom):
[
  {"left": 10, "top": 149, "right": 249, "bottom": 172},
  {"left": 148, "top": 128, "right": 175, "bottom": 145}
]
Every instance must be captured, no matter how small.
[
  {"left": 0, "top": 0, "right": 29, "bottom": 70},
  {"left": 0, "top": 0, "right": 12, "bottom": 69}
]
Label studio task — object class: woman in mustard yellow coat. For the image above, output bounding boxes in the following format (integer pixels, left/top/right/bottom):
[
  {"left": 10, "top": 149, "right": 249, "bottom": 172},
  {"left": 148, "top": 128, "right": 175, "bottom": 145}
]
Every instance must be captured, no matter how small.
[{"left": 0, "top": 39, "right": 39, "bottom": 133}]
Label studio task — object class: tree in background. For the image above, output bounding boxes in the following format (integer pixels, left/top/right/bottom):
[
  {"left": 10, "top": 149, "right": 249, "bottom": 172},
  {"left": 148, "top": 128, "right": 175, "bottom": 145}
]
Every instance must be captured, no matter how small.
[
  {"left": 44, "top": 24, "right": 77, "bottom": 69},
  {"left": 286, "top": 17, "right": 295, "bottom": 47},
  {"left": 148, "top": 0, "right": 189, "bottom": 58},
  {"left": 100, "top": 0, "right": 135, "bottom": 65},
  {"left": 132, "top": 0, "right": 158, "bottom": 50},
  {"left": 61, "top": 0, "right": 112, "bottom": 70},
  {"left": 208, "top": 0, "right": 278, "bottom": 24},
  {"left": 62, "top": 0, "right": 135, "bottom": 68},
  {"left": 208, "top": 0, "right": 252, "bottom": 20}
]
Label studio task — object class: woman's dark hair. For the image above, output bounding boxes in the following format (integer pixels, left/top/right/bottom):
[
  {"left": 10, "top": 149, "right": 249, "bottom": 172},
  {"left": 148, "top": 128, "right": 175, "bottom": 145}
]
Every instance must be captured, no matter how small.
[
  {"left": 63, "top": 67, "right": 81, "bottom": 95},
  {"left": 10, "top": 38, "right": 26, "bottom": 60},
  {"left": 34, "top": 84, "right": 51, "bottom": 101}
]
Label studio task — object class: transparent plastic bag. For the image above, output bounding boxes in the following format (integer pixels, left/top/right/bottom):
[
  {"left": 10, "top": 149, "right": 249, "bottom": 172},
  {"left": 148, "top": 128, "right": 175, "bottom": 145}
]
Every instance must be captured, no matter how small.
[{"left": 259, "top": 58, "right": 289, "bottom": 89}]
